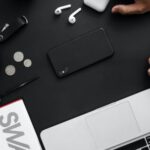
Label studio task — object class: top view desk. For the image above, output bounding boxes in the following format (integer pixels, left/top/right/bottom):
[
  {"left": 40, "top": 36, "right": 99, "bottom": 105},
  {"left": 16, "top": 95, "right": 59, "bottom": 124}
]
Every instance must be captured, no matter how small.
[{"left": 0, "top": 0, "right": 150, "bottom": 149}]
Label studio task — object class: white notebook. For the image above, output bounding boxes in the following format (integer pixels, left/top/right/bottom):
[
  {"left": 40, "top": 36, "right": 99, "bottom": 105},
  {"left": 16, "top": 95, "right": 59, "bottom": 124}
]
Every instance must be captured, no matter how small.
[{"left": 0, "top": 99, "right": 42, "bottom": 150}]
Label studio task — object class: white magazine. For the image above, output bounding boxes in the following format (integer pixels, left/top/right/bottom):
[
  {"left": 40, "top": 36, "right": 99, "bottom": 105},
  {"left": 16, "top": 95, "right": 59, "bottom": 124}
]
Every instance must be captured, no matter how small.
[{"left": 0, "top": 99, "right": 42, "bottom": 150}]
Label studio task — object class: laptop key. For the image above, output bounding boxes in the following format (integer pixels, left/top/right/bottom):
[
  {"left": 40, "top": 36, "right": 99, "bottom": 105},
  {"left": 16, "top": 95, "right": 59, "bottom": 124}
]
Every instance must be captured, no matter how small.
[
  {"left": 141, "top": 147, "right": 149, "bottom": 150},
  {"left": 146, "top": 136, "right": 150, "bottom": 145},
  {"left": 114, "top": 138, "right": 147, "bottom": 150}
]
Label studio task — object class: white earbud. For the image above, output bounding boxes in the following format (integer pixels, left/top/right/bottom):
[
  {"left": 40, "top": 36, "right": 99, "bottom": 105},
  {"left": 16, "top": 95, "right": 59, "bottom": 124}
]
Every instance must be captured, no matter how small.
[
  {"left": 68, "top": 8, "right": 82, "bottom": 24},
  {"left": 55, "top": 4, "right": 72, "bottom": 15}
]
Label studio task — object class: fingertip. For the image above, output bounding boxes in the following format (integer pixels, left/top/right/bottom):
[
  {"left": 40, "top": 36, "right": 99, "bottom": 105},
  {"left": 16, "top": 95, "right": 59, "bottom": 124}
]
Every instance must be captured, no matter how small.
[
  {"left": 112, "top": 5, "right": 126, "bottom": 15},
  {"left": 112, "top": 6, "right": 119, "bottom": 13},
  {"left": 148, "top": 57, "right": 150, "bottom": 64},
  {"left": 147, "top": 68, "right": 150, "bottom": 76},
  {"left": 111, "top": 7, "right": 116, "bottom": 13}
]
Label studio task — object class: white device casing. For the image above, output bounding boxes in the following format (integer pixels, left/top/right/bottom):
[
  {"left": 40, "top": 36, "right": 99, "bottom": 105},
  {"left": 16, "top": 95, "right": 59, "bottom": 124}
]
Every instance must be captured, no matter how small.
[{"left": 84, "top": 0, "right": 110, "bottom": 12}]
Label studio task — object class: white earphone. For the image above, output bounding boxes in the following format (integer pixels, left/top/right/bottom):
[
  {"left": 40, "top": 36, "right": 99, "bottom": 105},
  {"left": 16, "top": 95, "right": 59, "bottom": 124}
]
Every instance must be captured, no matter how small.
[
  {"left": 55, "top": 4, "right": 72, "bottom": 15},
  {"left": 54, "top": 5, "right": 82, "bottom": 24},
  {"left": 68, "top": 8, "right": 82, "bottom": 24}
]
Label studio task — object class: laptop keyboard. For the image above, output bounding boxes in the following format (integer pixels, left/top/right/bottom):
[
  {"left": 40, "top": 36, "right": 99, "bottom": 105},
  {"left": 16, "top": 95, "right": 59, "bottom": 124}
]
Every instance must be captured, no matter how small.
[{"left": 114, "top": 135, "right": 150, "bottom": 150}]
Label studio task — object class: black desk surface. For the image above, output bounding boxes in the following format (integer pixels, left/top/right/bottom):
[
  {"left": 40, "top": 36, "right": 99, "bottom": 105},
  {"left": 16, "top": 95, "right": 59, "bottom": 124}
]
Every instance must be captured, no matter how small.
[{"left": 0, "top": 0, "right": 150, "bottom": 149}]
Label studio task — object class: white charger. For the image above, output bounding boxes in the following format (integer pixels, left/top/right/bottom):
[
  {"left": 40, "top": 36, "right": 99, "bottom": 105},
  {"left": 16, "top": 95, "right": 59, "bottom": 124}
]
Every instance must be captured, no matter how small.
[{"left": 84, "top": 0, "right": 110, "bottom": 12}]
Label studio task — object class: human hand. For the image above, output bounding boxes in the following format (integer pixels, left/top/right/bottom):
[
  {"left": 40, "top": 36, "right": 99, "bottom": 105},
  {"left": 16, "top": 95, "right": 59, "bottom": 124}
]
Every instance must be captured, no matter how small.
[{"left": 112, "top": 0, "right": 150, "bottom": 15}]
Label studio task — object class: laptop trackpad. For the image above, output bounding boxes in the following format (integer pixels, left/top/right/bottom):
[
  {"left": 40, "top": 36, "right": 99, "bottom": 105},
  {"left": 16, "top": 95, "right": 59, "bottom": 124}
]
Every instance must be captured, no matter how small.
[{"left": 86, "top": 102, "right": 141, "bottom": 149}]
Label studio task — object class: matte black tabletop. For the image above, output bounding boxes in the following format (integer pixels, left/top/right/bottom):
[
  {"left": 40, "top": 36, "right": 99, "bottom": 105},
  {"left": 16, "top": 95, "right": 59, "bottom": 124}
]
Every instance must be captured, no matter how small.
[{"left": 0, "top": 0, "right": 150, "bottom": 149}]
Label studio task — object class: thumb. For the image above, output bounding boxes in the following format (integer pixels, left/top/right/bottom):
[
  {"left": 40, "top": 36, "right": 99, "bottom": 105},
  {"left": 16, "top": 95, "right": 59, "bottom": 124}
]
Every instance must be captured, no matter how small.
[{"left": 112, "top": 3, "right": 145, "bottom": 15}]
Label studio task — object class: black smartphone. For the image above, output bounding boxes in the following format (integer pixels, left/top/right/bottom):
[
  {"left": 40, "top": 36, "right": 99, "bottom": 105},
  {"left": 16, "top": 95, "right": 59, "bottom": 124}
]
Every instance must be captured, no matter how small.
[{"left": 48, "top": 28, "right": 114, "bottom": 78}]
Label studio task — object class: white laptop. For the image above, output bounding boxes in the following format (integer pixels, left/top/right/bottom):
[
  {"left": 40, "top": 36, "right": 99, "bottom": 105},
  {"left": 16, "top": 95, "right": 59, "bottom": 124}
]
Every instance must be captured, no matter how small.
[{"left": 41, "top": 89, "right": 150, "bottom": 150}]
